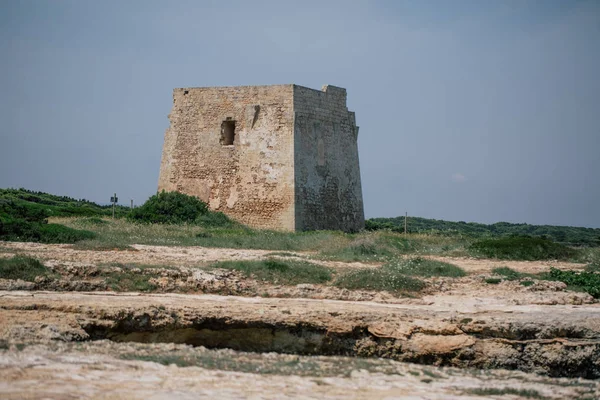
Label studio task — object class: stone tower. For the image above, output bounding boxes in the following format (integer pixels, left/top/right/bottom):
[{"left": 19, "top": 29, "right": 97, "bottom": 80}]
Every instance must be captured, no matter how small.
[{"left": 158, "top": 84, "right": 364, "bottom": 232}]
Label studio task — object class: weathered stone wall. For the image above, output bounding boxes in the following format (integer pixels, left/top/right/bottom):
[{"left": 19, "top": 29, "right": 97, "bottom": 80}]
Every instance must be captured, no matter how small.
[
  {"left": 293, "top": 85, "right": 365, "bottom": 232},
  {"left": 158, "top": 85, "right": 296, "bottom": 230},
  {"left": 158, "top": 84, "right": 364, "bottom": 232}
]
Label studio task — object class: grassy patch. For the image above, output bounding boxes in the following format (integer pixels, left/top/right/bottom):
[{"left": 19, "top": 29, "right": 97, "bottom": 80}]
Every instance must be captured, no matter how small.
[
  {"left": 334, "top": 267, "right": 425, "bottom": 293},
  {"left": 332, "top": 257, "right": 463, "bottom": 294},
  {"left": 210, "top": 259, "right": 332, "bottom": 285},
  {"left": 105, "top": 272, "right": 157, "bottom": 292},
  {"left": 490, "top": 266, "right": 600, "bottom": 297},
  {"left": 0, "top": 256, "right": 54, "bottom": 281},
  {"left": 466, "top": 387, "right": 547, "bottom": 399},
  {"left": 36, "top": 224, "right": 96, "bottom": 243},
  {"left": 491, "top": 266, "right": 528, "bottom": 281},
  {"left": 386, "top": 257, "right": 466, "bottom": 278},
  {"left": 71, "top": 240, "right": 137, "bottom": 251},
  {"left": 79, "top": 217, "right": 109, "bottom": 225},
  {"left": 318, "top": 234, "right": 396, "bottom": 262},
  {"left": 485, "top": 278, "right": 502, "bottom": 285},
  {"left": 51, "top": 217, "right": 479, "bottom": 257},
  {"left": 469, "top": 236, "right": 577, "bottom": 261}
]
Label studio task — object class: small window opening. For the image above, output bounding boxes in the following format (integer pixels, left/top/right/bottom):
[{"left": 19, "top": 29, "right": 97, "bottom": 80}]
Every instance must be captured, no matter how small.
[
  {"left": 221, "top": 119, "right": 236, "bottom": 145},
  {"left": 183, "top": 90, "right": 189, "bottom": 95}
]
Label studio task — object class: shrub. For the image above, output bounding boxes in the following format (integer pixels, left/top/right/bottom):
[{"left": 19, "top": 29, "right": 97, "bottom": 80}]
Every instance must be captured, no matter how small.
[
  {"left": 37, "top": 224, "right": 96, "bottom": 243},
  {"left": 544, "top": 268, "right": 600, "bottom": 298},
  {"left": 129, "top": 191, "right": 209, "bottom": 224},
  {"left": 0, "top": 199, "right": 96, "bottom": 244},
  {"left": 196, "top": 211, "right": 237, "bottom": 228},
  {"left": 0, "top": 256, "right": 53, "bottom": 281},
  {"left": 469, "top": 236, "right": 577, "bottom": 261},
  {"left": 211, "top": 259, "right": 332, "bottom": 285},
  {"left": 0, "top": 198, "right": 48, "bottom": 223}
]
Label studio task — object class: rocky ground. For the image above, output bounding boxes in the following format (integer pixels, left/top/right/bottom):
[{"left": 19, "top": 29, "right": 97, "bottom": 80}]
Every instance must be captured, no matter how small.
[{"left": 0, "top": 241, "right": 599, "bottom": 399}]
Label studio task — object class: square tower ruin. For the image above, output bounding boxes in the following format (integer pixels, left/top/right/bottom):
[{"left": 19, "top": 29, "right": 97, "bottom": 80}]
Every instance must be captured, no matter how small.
[{"left": 158, "top": 84, "right": 364, "bottom": 232}]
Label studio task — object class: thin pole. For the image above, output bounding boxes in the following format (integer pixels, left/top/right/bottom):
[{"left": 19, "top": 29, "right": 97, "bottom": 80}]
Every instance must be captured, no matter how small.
[
  {"left": 131, "top": 199, "right": 133, "bottom": 209},
  {"left": 113, "top": 192, "right": 116, "bottom": 219},
  {"left": 404, "top": 212, "right": 408, "bottom": 234}
]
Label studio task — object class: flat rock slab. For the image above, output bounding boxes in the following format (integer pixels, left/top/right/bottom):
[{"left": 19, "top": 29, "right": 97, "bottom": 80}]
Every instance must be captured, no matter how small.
[
  {"left": 1, "top": 291, "right": 599, "bottom": 379},
  {"left": 2, "top": 341, "right": 599, "bottom": 400}
]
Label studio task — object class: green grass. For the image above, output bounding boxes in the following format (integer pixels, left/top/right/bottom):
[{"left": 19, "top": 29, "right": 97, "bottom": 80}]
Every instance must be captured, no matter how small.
[
  {"left": 333, "top": 257, "right": 464, "bottom": 294},
  {"left": 492, "top": 266, "right": 527, "bottom": 281},
  {"left": 484, "top": 278, "right": 502, "bottom": 285},
  {"left": 334, "top": 269, "right": 426, "bottom": 293},
  {"left": 104, "top": 270, "right": 158, "bottom": 292},
  {"left": 368, "top": 215, "right": 600, "bottom": 247},
  {"left": 318, "top": 233, "right": 471, "bottom": 262},
  {"left": 210, "top": 259, "right": 333, "bottom": 285},
  {"left": 0, "top": 256, "right": 54, "bottom": 281},
  {"left": 57, "top": 218, "right": 468, "bottom": 257},
  {"left": 385, "top": 257, "right": 466, "bottom": 278},
  {"left": 469, "top": 236, "right": 576, "bottom": 261},
  {"left": 0, "top": 188, "right": 131, "bottom": 218},
  {"left": 71, "top": 240, "right": 137, "bottom": 251},
  {"left": 466, "top": 387, "right": 547, "bottom": 399}
]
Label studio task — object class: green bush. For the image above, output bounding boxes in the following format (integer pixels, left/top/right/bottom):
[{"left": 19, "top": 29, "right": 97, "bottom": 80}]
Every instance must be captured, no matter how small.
[
  {"left": 37, "top": 224, "right": 96, "bottom": 243},
  {"left": 0, "top": 256, "right": 53, "bottom": 281},
  {"left": 0, "top": 188, "right": 130, "bottom": 218},
  {"left": 0, "top": 218, "right": 95, "bottom": 244},
  {"left": 544, "top": 268, "right": 600, "bottom": 298},
  {"left": 469, "top": 236, "right": 576, "bottom": 261},
  {"left": 0, "top": 199, "right": 95, "bottom": 244},
  {"left": 129, "top": 191, "right": 234, "bottom": 226},
  {"left": 196, "top": 211, "right": 237, "bottom": 228}
]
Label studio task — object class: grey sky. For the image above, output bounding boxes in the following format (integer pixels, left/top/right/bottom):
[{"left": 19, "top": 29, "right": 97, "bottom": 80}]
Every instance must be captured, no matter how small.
[{"left": 1, "top": 0, "right": 599, "bottom": 227}]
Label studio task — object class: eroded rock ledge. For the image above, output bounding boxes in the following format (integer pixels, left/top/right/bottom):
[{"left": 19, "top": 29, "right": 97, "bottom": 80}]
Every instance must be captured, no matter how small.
[{"left": 1, "top": 291, "right": 599, "bottom": 378}]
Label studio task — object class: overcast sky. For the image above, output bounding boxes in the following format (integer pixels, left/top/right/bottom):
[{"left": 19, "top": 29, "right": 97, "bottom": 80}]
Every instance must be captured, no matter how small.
[{"left": 1, "top": 0, "right": 599, "bottom": 227}]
